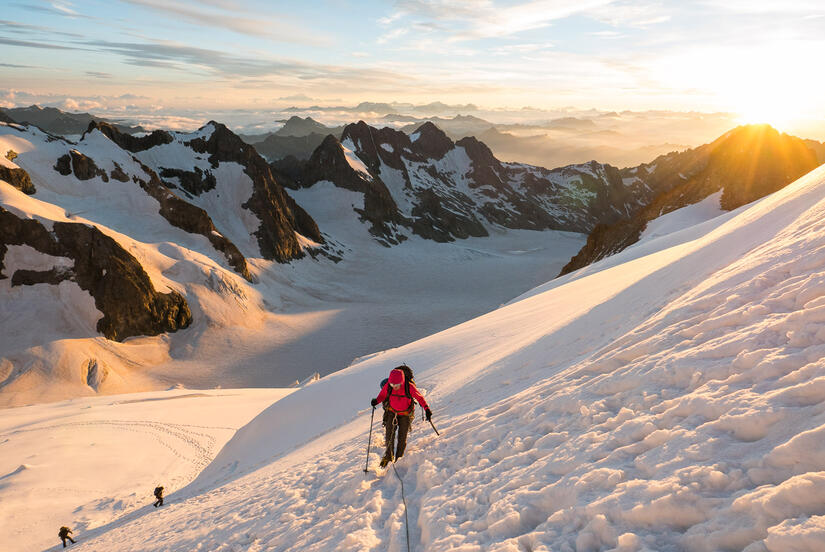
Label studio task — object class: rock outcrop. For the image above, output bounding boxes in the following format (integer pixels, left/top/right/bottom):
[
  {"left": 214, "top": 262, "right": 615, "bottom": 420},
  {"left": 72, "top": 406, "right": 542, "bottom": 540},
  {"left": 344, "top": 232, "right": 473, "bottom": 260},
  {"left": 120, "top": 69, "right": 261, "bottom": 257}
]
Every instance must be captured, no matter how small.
[
  {"left": 559, "top": 125, "right": 824, "bottom": 276},
  {"left": 159, "top": 167, "right": 217, "bottom": 197},
  {"left": 86, "top": 121, "right": 173, "bottom": 152},
  {"left": 0, "top": 165, "right": 35, "bottom": 195},
  {"left": 0, "top": 206, "right": 191, "bottom": 341},
  {"left": 53, "top": 150, "right": 109, "bottom": 181}
]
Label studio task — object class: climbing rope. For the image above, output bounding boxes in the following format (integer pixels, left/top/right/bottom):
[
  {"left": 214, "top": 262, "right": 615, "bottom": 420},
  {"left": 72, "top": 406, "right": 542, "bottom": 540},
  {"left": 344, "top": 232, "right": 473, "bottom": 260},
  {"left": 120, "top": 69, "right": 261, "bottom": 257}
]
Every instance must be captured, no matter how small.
[
  {"left": 391, "top": 460, "right": 411, "bottom": 552},
  {"left": 389, "top": 413, "right": 412, "bottom": 552}
]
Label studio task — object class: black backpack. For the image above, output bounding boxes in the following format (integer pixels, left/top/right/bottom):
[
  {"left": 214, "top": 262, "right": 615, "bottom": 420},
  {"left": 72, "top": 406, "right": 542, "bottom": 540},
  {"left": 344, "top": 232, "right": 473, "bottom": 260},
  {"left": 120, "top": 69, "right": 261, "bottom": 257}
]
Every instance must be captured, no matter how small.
[
  {"left": 154, "top": 486, "right": 164, "bottom": 498},
  {"left": 380, "top": 365, "right": 415, "bottom": 412}
]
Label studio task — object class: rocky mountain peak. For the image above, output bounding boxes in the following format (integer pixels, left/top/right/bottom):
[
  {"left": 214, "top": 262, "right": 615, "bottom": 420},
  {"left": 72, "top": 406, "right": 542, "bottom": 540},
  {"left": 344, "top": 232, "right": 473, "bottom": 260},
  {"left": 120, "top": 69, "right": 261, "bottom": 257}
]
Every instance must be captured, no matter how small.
[
  {"left": 558, "top": 124, "right": 824, "bottom": 276},
  {"left": 410, "top": 121, "right": 453, "bottom": 160},
  {"left": 278, "top": 116, "right": 329, "bottom": 136},
  {"left": 303, "top": 132, "right": 404, "bottom": 242},
  {"left": 186, "top": 120, "right": 323, "bottom": 260},
  {"left": 339, "top": 121, "right": 412, "bottom": 172},
  {"left": 456, "top": 135, "right": 499, "bottom": 167}
]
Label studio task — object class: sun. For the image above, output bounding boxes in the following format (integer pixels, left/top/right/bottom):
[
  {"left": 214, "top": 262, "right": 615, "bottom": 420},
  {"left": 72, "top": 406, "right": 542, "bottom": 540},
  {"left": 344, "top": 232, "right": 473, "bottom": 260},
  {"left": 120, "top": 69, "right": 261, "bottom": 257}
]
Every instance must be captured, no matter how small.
[{"left": 735, "top": 91, "right": 801, "bottom": 131}]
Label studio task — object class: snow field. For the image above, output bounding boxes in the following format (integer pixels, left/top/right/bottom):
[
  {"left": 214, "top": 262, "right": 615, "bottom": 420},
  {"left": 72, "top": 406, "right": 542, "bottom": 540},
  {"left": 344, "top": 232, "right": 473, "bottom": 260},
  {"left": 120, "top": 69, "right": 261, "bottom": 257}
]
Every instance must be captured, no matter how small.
[
  {"left": 0, "top": 388, "right": 292, "bottom": 552},
  {"left": 71, "top": 167, "right": 825, "bottom": 550}
]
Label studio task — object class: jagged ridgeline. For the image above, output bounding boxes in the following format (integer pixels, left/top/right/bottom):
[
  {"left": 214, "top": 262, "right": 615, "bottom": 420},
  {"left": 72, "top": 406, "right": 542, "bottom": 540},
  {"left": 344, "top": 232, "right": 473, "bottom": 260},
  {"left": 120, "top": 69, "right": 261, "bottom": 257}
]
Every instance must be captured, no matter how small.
[
  {"left": 272, "top": 120, "right": 661, "bottom": 245},
  {"left": 560, "top": 124, "right": 825, "bottom": 276},
  {"left": 4, "top": 113, "right": 822, "bottom": 351}
]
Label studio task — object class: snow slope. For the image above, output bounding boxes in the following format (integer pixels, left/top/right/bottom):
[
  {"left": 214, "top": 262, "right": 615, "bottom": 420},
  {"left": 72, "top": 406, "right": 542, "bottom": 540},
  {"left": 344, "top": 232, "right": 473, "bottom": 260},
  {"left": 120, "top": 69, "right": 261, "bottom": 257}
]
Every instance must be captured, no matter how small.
[
  {"left": 62, "top": 165, "right": 825, "bottom": 551},
  {"left": 0, "top": 388, "right": 291, "bottom": 552}
]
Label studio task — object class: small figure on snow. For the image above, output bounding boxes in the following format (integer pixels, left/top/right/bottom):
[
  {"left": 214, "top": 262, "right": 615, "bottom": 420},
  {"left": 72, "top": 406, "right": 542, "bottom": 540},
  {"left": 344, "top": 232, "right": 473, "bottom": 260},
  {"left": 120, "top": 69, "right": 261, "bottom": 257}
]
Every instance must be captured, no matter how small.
[
  {"left": 153, "top": 485, "right": 164, "bottom": 507},
  {"left": 370, "top": 366, "right": 432, "bottom": 467},
  {"left": 58, "top": 526, "right": 76, "bottom": 548}
]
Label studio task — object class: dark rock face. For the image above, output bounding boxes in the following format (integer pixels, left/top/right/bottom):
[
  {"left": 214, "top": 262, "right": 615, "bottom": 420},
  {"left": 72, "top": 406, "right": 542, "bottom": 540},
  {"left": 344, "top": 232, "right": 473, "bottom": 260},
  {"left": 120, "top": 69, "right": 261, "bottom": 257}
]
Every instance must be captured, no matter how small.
[
  {"left": 410, "top": 122, "right": 453, "bottom": 160},
  {"left": 87, "top": 121, "right": 173, "bottom": 153},
  {"left": 159, "top": 167, "right": 217, "bottom": 197},
  {"left": 559, "top": 125, "right": 823, "bottom": 276},
  {"left": 456, "top": 136, "right": 506, "bottom": 190},
  {"left": 0, "top": 206, "right": 191, "bottom": 341},
  {"left": 0, "top": 165, "right": 35, "bottom": 194},
  {"left": 54, "top": 150, "right": 109, "bottom": 181},
  {"left": 269, "top": 155, "right": 305, "bottom": 189},
  {"left": 186, "top": 122, "right": 323, "bottom": 260},
  {"left": 69, "top": 150, "right": 108, "bottom": 181},
  {"left": 303, "top": 133, "right": 405, "bottom": 243},
  {"left": 0, "top": 111, "right": 15, "bottom": 124},
  {"left": 54, "top": 154, "right": 72, "bottom": 175},
  {"left": 110, "top": 162, "right": 129, "bottom": 182},
  {"left": 411, "top": 188, "right": 488, "bottom": 241},
  {"left": 132, "top": 160, "right": 253, "bottom": 282}
]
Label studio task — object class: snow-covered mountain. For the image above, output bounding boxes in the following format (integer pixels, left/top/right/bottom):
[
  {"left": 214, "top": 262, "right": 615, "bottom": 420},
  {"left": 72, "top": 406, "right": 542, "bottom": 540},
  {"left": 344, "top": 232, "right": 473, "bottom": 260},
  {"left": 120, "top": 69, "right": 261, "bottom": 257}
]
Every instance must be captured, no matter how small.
[
  {"left": 561, "top": 124, "right": 825, "bottom": 275},
  {"left": 5, "top": 157, "right": 825, "bottom": 551},
  {"left": 0, "top": 119, "right": 586, "bottom": 405},
  {"left": 276, "top": 120, "right": 656, "bottom": 245}
]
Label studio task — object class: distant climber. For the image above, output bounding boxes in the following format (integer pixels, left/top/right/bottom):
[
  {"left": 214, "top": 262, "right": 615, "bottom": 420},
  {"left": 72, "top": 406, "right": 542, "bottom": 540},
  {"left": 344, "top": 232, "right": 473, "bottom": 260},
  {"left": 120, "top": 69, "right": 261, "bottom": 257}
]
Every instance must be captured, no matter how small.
[
  {"left": 370, "top": 366, "right": 431, "bottom": 467},
  {"left": 58, "top": 526, "right": 76, "bottom": 547},
  {"left": 153, "top": 485, "right": 164, "bottom": 507}
]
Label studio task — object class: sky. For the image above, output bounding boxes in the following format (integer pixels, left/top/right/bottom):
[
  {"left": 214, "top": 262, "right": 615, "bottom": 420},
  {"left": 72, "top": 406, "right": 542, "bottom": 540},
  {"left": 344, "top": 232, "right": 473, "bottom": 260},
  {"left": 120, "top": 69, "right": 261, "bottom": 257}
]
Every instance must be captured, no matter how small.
[{"left": 1, "top": 0, "right": 824, "bottom": 135}]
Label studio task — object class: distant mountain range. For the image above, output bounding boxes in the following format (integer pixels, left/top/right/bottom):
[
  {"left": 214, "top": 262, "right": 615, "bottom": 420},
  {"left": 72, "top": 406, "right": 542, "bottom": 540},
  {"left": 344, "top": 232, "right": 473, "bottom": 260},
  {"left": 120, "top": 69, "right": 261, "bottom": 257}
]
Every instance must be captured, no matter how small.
[
  {"left": 239, "top": 116, "right": 345, "bottom": 161},
  {"left": 242, "top": 114, "right": 692, "bottom": 169},
  {"left": 0, "top": 105, "right": 145, "bottom": 136}
]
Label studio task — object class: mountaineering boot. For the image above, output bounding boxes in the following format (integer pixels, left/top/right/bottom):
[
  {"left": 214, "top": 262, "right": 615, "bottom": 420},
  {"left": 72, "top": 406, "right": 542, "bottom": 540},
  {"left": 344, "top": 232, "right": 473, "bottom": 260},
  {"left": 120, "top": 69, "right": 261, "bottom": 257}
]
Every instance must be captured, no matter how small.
[{"left": 380, "top": 452, "right": 394, "bottom": 468}]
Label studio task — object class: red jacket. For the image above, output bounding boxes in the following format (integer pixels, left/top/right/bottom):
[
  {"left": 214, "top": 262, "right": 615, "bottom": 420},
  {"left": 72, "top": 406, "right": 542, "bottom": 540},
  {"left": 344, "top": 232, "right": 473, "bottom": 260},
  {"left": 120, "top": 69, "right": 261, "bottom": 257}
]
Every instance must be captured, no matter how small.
[{"left": 376, "top": 381, "right": 428, "bottom": 414}]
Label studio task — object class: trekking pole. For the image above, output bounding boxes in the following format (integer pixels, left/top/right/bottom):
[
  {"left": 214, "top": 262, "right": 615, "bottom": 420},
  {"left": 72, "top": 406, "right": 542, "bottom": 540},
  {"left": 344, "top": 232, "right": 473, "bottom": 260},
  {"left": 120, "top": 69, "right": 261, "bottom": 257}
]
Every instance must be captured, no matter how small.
[
  {"left": 429, "top": 419, "right": 440, "bottom": 436},
  {"left": 364, "top": 406, "right": 376, "bottom": 473}
]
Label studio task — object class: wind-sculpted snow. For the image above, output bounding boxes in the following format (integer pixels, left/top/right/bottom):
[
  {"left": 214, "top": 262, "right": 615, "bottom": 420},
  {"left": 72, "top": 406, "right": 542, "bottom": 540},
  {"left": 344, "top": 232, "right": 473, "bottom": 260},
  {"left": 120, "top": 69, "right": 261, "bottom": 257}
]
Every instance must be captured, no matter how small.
[{"left": 75, "top": 165, "right": 825, "bottom": 550}]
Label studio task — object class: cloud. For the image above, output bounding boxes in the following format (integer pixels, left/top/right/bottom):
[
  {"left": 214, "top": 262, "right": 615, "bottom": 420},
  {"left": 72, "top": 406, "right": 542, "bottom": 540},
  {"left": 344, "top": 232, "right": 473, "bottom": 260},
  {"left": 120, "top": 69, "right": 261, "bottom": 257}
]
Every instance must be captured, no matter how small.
[
  {"left": 62, "top": 97, "right": 103, "bottom": 111},
  {"left": 584, "top": 0, "right": 672, "bottom": 27},
  {"left": 11, "top": 1, "right": 91, "bottom": 19},
  {"left": 699, "top": 0, "right": 825, "bottom": 14},
  {"left": 119, "top": 0, "right": 327, "bottom": 45},
  {"left": 85, "top": 71, "right": 112, "bottom": 79},
  {"left": 0, "top": 62, "right": 38, "bottom": 68},
  {"left": 0, "top": 36, "right": 82, "bottom": 50},
  {"left": 81, "top": 38, "right": 410, "bottom": 87},
  {"left": 0, "top": 18, "right": 84, "bottom": 38},
  {"left": 387, "top": 0, "right": 618, "bottom": 40}
]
